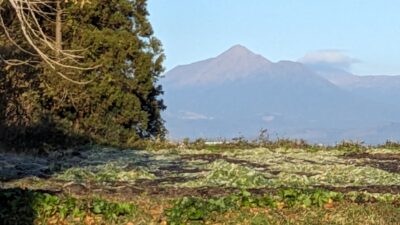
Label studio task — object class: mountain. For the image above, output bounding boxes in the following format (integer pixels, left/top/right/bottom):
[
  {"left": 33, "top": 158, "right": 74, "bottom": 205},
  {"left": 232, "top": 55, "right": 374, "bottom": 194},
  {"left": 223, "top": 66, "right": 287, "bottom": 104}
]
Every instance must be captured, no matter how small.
[
  {"left": 165, "top": 45, "right": 272, "bottom": 85},
  {"left": 162, "top": 45, "right": 400, "bottom": 144},
  {"left": 310, "top": 66, "right": 400, "bottom": 106}
]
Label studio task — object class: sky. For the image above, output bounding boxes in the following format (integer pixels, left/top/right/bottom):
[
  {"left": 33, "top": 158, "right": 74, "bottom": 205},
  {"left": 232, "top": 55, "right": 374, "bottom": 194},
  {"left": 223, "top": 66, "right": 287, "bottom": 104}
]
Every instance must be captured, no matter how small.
[{"left": 148, "top": 0, "right": 400, "bottom": 75}]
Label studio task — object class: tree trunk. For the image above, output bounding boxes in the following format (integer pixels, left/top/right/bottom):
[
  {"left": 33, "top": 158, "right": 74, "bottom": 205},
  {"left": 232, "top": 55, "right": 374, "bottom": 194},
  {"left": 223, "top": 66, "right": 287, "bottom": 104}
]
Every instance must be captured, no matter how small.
[{"left": 55, "top": 0, "right": 62, "bottom": 58}]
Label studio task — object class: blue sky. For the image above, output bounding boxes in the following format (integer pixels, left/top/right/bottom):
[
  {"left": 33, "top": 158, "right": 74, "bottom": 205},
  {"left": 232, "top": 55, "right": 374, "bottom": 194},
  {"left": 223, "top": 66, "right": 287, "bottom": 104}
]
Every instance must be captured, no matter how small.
[{"left": 148, "top": 0, "right": 400, "bottom": 75}]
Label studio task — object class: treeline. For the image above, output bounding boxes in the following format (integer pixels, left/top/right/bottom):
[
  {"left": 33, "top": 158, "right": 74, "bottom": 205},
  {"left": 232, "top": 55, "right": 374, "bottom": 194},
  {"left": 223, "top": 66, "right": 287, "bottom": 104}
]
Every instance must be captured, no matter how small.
[{"left": 0, "top": 0, "right": 166, "bottom": 152}]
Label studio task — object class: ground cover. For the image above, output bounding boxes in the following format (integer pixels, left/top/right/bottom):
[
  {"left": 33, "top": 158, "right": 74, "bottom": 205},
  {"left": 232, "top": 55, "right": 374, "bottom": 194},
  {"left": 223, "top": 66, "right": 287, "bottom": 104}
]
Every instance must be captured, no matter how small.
[{"left": 1, "top": 144, "right": 400, "bottom": 224}]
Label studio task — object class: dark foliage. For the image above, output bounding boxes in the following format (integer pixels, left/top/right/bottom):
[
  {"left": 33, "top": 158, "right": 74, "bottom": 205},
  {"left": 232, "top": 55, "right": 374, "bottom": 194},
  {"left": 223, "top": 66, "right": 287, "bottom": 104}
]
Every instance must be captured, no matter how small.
[
  {"left": 0, "top": 188, "right": 137, "bottom": 224},
  {"left": 0, "top": 0, "right": 166, "bottom": 151}
]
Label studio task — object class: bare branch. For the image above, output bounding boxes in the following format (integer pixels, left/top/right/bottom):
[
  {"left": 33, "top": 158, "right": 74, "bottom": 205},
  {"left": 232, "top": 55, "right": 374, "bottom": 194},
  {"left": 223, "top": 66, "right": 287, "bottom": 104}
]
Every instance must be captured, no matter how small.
[{"left": 0, "top": 0, "right": 98, "bottom": 84}]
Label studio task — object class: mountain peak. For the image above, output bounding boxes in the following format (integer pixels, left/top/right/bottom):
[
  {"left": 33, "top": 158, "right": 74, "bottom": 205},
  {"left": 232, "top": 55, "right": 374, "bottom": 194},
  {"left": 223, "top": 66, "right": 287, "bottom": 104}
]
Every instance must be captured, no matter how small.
[
  {"left": 164, "top": 45, "right": 273, "bottom": 85},
  {"left": 216, "top": 44, "right": 272, "bottom": 65},
  {"left": 219, "top": 44, "right": 257, "bottom": 57},
  {"left": 228, "top": 44, "right": 251, "bottom": 52}
]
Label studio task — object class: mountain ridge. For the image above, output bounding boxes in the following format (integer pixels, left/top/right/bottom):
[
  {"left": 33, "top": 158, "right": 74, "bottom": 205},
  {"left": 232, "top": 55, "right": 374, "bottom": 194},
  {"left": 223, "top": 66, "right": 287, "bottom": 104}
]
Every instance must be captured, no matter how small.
[{"left": 162, "top": 45, "right": 400, "bottom": 144}]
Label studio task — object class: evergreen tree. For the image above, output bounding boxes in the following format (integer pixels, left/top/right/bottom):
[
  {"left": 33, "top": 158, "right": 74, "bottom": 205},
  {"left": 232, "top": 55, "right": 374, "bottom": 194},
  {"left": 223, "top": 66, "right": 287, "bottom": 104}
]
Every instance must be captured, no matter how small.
[
  {"left": 0, "top": 3, "right": 45, "bottom": 149},
  {"left": 0, "top": 0, "right": 166, "bottom": 150}
]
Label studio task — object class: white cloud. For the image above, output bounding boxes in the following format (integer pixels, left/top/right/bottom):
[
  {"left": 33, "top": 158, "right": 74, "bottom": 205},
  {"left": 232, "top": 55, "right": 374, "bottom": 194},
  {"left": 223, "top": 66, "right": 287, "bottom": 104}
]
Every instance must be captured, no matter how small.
[
  {"left": 180, "top": 111, "right": 214, "bottom": 120},
  {"left": 298, "top": 50, "right": 359, "bottom": 70},
  {"left": 262, "top": 115, "right": 275, "bottom": 122}
]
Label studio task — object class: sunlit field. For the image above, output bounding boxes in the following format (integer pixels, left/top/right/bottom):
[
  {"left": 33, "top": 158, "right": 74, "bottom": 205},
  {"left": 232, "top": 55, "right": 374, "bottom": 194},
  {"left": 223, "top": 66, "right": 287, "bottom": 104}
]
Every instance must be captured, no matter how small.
[{"left": 2, "top": 142, "right": 400, "bottom": 224}]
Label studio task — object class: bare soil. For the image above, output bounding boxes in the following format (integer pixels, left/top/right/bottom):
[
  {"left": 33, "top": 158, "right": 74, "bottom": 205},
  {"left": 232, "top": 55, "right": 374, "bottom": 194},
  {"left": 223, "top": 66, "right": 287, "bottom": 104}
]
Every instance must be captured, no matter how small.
[{"left": 343, "top": 152, "right": 400, "bottom": 173}]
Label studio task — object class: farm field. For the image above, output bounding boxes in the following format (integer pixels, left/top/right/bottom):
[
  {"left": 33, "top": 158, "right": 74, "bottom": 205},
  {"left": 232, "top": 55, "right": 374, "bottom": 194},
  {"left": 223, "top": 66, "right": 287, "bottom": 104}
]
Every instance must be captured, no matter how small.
[{"left": 1, "top": 144, "right": 400, "bottom": 224}]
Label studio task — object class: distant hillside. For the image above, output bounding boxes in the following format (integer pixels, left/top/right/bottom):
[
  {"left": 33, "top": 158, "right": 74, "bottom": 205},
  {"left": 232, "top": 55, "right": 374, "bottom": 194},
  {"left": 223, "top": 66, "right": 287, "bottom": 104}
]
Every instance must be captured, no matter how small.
[
  {"left": 312, "top": 67, "right": 400, "bottom": 106},
  {"left": 162, "top": 45, "right": 400, "bottom": 144}
]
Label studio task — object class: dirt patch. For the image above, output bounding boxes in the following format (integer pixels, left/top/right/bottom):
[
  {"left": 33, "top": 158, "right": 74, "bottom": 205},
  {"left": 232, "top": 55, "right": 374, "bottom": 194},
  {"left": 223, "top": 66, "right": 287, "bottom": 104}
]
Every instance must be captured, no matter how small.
[
  {"left": 60, "top": 182, "right": 400, "bottom": 200},
  {"left": 138, "top": 186, "right": 243, "bottom": 198},
  {"left": 365, "top": 161, "right": 400, "bottom": 173},
  {"left": 284, "top": 156, "right": 347, "bottom": 166},
  {"left": 315, "top": 185, "right": 400, "bottom": 194},
  {"left": 95, "top": 186, "right": 277, "bottom": 199},
  {"left": 344, "top": 152, "right": 400, "bottom": 161},
  {"left": 135, "top": 176, "right": 199, "bottom": 187},
  {"left": 63, "top": 183, "right": 89, "bottom": 195},
  {"left": 343, "top": 152, "right": 400, "bottom": 173}
]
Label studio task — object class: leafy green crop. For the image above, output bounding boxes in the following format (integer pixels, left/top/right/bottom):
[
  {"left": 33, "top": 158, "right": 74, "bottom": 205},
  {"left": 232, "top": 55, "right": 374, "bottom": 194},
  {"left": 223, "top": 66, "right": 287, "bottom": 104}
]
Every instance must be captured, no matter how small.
[
  {"left": 278, "top": 188, "right": 343, "bottom": 207},
  {"left": 165, "top": 188, "right": 400, "bottom": 224},
  {"left": 0, "top": 188, "right": 137, "bottom": 225},
  {"left": 165, "top": 189, "right": 344, "bottom": 224}
]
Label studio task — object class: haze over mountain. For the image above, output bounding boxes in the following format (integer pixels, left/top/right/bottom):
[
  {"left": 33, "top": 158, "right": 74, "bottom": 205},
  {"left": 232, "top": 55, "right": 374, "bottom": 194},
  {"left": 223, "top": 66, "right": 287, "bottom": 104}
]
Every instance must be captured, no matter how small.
[
  {"left": 311, "top": 67, "right": 400, "bottom": 106},
  {"left": 162, "top": 45, "right": 400, "bottom": 144}
]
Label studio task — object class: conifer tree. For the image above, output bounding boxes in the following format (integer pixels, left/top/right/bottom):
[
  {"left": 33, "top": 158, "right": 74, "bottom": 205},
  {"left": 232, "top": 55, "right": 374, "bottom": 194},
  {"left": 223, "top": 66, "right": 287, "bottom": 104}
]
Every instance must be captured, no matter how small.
[{"left": 0, "top": 0, "right": 166, "bottom": 149}]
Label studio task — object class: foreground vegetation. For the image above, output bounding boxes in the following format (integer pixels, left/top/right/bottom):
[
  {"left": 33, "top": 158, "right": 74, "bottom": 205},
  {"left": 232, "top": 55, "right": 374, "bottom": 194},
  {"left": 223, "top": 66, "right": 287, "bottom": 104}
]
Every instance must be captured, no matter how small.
[
  {"left": 1, "top": 187, "right": 400, "bottom": 224},
  {"left": 1, "top": 141, "right": 400, "bottom": 224}
]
